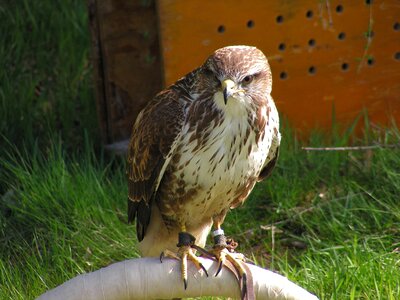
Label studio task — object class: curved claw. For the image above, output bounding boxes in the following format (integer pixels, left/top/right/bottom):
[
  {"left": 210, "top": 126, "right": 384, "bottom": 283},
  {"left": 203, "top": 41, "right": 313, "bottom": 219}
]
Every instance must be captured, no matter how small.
[
  {"left": 241, "top": 273, "right": 247, "bottom": 300},
  {"left": 160, "top": 245, "right": 208, "bottom": 290},
  {"left": 199, "top": 262, "right": 209, "bottom": 277},
  {"left": 215, "top": 259, "right": 223, "bottom": 277},
  {"left": 214, "top": 248, "right": 228, "bottom": 277},
  {"left": 212, "top": 248, "right": 250, "bottom": 298},
  {"left": 182, "top": 251, "right": 188, "bottom": 289}
]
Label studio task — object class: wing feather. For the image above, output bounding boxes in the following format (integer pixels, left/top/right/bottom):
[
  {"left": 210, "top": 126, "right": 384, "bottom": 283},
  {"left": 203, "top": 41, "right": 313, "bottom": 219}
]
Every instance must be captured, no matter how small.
[
  {"left": 127, "top": 89, "right": 185, "bottom": 241},
  {"left": 258, "top": 129, "right": 280, "bottom": 182},
  {"left": 258, "top": 146, "right": 279, "bottom": 181}
]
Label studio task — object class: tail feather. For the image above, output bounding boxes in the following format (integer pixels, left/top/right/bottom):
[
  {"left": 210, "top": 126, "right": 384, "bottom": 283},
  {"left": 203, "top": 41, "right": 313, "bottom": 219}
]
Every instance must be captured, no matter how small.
[{"left": 128, "top": 199, "right": 151, "bottom": 241}]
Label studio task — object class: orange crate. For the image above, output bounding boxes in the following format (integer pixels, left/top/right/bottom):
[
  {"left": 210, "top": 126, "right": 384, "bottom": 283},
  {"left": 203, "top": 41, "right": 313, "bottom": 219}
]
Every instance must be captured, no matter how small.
[{"left": 157, "top": 0, "right": 400, "bottom": 134}]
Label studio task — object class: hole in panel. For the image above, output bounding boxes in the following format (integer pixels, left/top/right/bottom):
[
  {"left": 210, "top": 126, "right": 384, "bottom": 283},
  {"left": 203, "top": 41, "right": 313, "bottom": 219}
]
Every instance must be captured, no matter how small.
[
  {"left": 341, "top": 63, "right": 349, "bottom": 71},
  {"left": 393, "top": 22, "right": 400, "bottom": 31},
  {"left": 338, "top": 32, "right": 346, "bottom": 40},
  {"left": 394, "top": 52, "right": 400, "bottom": 61},
  {"left": 308, "top": 39, "right": 316, "bottom": 47},
  {"left": 276, "top": 15, "right": 284, "bottom": 23},
  {"left": 367, "top": 57, "right": 375, "bottom": 65},
  {"left": 279, "top": 71, "right": 288, "bottom": 80},
  {"left": 308, "top": 66, "right": 316, "bottom": 75},
  {"left": 278, "top": 43, "right": 286, "bottom": 51},
  {"left": 247, "top": 20, "right": 254, "bottom": 28},
  {"left": 217, "top": 25, "right": 225, "bottom": 33},
  {"left": 306, "top": 10, "right": 313, "bottom": 18},
  {"left": 336, "top": 5, "right": 343, "bottom": 13}
]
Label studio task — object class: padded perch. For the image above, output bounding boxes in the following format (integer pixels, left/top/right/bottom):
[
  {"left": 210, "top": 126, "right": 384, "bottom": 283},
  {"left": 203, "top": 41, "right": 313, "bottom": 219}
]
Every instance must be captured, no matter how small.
[{"left": 37, "top": 257, "right": 319, "bottom": 300}]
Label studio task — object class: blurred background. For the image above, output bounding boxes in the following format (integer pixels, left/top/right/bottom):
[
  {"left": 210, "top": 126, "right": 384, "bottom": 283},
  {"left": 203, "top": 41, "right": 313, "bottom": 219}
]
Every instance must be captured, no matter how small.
[{"left": 0, "top": 1, "right": 399, "bottom": 299}]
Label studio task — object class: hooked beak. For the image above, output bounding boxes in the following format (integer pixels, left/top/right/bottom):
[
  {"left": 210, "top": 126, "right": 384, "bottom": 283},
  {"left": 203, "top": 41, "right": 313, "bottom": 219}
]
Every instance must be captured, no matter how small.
[{"left": 221, "top": 79, "right": 235, "bottom": 105}]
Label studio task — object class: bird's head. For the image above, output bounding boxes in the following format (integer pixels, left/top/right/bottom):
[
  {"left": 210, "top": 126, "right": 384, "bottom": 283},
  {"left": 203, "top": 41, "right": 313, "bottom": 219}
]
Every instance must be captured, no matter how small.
[{"left": 201, "top": 45, "right": 272, "bottom": 106}]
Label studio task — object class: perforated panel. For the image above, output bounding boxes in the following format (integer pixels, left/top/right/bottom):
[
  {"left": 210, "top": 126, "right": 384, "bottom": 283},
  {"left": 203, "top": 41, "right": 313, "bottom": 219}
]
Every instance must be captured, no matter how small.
[{"left": 157, "top": 0, "right": 400, "bottom": 133}]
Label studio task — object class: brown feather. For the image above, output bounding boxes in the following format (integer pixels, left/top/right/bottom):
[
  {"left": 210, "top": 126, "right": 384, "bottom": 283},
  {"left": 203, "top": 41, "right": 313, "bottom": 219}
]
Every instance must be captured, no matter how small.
[
  {"left": 127, "top": 46, "right": 281, "bottom": 252},
  {"left": 258, "top": 147, "right": 279, "bottom": 182},
  {"left": 127, "top": 89, "right": 186, "bottom": 241}
]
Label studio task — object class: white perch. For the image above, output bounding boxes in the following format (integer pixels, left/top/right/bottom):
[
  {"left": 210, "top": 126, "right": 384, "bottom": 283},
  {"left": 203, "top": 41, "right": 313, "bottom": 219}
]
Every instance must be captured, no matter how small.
[{"left": 37, "top": 257, "right": 319, "bottom": 300}]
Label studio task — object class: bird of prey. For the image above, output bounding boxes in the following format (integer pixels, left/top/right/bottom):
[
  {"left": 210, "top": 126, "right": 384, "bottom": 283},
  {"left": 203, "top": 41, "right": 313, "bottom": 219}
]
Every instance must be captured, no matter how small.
[{"left": 127, "top": 45, "right": 280, "bottom": 296}]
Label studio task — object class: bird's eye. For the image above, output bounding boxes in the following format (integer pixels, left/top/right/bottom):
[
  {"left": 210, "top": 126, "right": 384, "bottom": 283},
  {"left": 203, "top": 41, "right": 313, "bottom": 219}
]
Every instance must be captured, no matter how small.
[{"left": 242, "top": 75, "right": 254, "bottom": 84}]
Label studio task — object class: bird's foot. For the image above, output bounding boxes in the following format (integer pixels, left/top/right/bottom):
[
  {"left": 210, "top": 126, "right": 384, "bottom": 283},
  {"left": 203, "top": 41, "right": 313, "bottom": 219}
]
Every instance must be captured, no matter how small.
[
  {"left": 160, "top": 232, "right": 208, "bottom": 290},
  {"left": 211, "top": 232, "right": 251, "bottom": 300}
]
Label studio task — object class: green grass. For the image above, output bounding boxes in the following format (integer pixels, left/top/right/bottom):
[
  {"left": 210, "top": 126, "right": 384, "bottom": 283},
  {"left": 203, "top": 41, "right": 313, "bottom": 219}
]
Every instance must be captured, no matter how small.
[
  {"left": 1, "top": 127, "right": 399, "bottom": 299},
  {"left": 0, "top": 0, "right": 98, "bottom": 152},
  {"left": 0, "top": 141, "right": 137, "bottom": 299}
]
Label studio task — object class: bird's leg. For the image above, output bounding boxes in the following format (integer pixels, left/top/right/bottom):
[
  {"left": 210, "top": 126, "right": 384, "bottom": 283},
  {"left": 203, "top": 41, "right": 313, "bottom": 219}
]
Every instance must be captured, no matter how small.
[
  {"left": 212, "top": 226, "right": 246, "bottom": 275},
  {"left": 211, "top": 224, "right": 249, "bottom": 299},
  {"left": 160, "top": 225, "right": 208, "bottom": 290}
]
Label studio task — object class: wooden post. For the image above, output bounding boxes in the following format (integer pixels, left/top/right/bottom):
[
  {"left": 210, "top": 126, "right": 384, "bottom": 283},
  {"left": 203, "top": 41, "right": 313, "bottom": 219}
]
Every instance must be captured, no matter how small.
[{"left": 88, "top": 0, "right": 162, "bottom": 144}]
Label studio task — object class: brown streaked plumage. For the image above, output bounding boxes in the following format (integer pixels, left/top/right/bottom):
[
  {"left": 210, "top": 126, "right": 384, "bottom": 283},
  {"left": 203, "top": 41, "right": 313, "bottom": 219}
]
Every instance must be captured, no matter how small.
[{"left": 127, "top": 46, "right": 280, "bottom": 288}]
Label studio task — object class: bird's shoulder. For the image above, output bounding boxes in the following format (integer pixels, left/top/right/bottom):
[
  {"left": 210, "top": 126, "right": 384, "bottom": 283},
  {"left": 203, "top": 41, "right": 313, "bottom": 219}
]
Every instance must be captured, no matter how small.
[{"left": 127, "top": 87, "right": 187, "bottom": 190}]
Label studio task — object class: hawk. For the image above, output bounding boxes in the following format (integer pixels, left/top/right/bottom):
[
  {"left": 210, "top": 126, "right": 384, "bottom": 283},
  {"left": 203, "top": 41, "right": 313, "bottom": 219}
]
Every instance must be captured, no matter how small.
[{"left": 127, "top": 45, "right": 280, "bottom": 295}]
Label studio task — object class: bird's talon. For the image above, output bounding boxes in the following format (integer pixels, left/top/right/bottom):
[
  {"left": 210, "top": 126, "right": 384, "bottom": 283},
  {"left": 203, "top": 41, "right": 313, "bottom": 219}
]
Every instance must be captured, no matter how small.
[
  {"left": 214, "top": 247, "right": 226, "bottom": 277},
  {"left": 160, "top": 236, "right": 209, "bottom": 291},
  {"left": 241, "top": 273, "right": 247, "bottom": 299},
  {"left": 199, "top": 262, "right": 209, "bottom": 277},
  {"left": 183, "top": 278, "right": 188, "bottom": 290},
  {"left": 215, "top": 260, "right": 223, "bottom": 277},
  {"left": 211, "top": 240, "right": 251, "bottom": 299}
]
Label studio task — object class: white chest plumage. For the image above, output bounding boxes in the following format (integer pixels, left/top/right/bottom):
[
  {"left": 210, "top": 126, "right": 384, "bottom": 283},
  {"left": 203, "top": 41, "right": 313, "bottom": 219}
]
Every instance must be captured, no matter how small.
[{"left": 169, "top": 92, "right": 274, "bottom": 224}]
